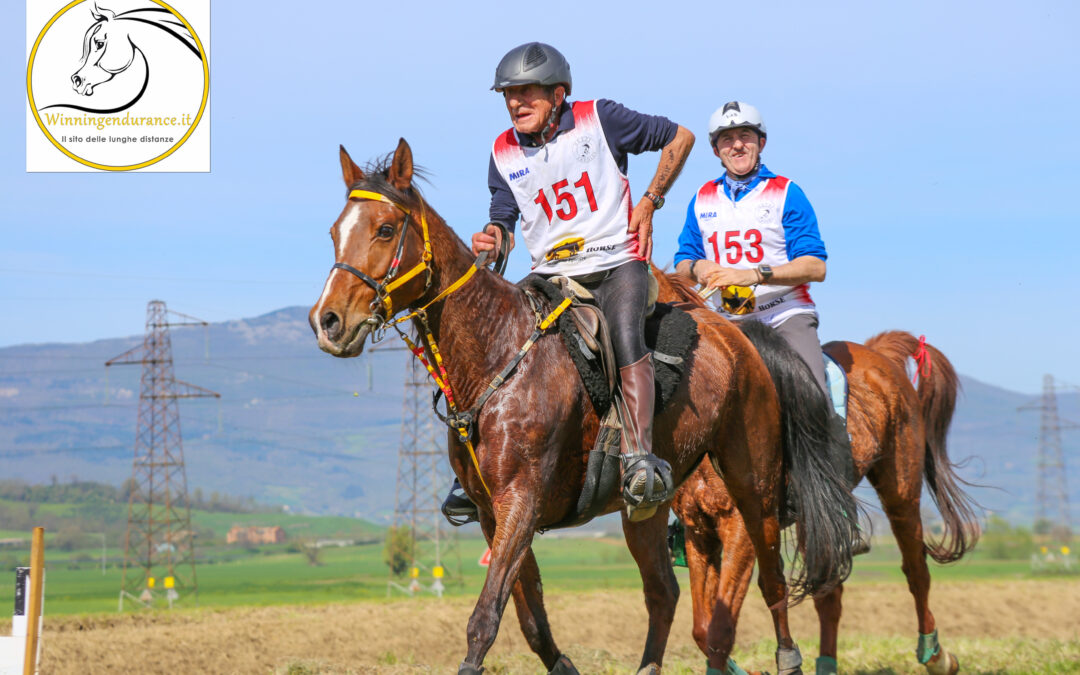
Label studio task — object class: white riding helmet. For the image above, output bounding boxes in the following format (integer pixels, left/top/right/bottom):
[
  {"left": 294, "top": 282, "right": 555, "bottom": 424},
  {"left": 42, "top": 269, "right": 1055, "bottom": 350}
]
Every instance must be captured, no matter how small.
[{"left": 708, "top": 101, "right": 766, "bottom": 145}]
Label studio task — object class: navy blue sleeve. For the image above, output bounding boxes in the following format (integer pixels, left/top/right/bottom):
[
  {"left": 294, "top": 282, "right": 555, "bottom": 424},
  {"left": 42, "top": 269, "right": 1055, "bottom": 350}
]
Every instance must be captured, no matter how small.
[
  {"left": 673, "top": 194, "right": 706, "bottom": 267},
  {"left": 488, "top": 153, "right": 520, "bottom": 233},
  {"left": 782, "top": 182, "right": 827, "bottom": 261},
  {"left": 594, "top": 99, "right": 679, "bottom": 174}
]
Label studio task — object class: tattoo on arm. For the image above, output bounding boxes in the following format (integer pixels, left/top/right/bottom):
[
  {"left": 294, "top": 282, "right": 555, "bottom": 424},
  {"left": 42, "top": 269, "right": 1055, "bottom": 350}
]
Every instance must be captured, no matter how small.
[{"left": 649, "top": 133, "right": 692, "bottom": 196}]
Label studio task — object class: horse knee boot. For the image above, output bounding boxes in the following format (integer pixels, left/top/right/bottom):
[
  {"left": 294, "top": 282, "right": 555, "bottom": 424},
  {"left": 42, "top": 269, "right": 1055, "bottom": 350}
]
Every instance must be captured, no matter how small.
[{"left": 618, "top": 353, "right": 672, "bottom": 520}]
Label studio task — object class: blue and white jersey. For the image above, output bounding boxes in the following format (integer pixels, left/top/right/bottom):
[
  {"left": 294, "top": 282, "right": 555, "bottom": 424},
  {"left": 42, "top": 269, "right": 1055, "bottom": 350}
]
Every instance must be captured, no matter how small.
[
  {"left": 674, "top": 165, "right": 826, "bottom": 326},
  {"left": 489, "top": 99, "right": 677, "bottom": 276}
]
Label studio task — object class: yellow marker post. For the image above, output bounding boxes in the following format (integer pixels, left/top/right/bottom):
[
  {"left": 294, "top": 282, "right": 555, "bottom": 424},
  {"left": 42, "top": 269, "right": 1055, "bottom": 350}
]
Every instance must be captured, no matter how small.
[
  {"left": 409, "top": 567, "right": 419, "bottom": 579},
  {"left": 23, "top": 527, "right": 44, "bottom": 675},
  {"left": 164, "top": 576, "right": 175, "bottom": 589},
  {"left": 147, "top": 577, "right": 156, "bottom": 589},
  {"left": 1063, "top": 546, "right": 1072, "bottom": 556},
  {"left": 433, "top": 566, "right": 444, "bottom": 579}
]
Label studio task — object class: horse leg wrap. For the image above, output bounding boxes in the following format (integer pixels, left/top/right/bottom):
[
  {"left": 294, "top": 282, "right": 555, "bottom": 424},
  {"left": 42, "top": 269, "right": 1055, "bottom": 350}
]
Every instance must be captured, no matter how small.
[
  {"left": 706, "top": 658, "right": 751, "bottom": 675},
  {"left": 636, "top": 664, "right": 661, "bottom": 675},
  {"left": 458, "top": 661, "right": 484, "bottom": 674},
  {"left": 815, "top": 655, "right": 838, "bottom": 675},
  {"left": 776, "top": 645, "right": 804, "bottom": 675},
  {"left": 918, "top": 630, "right": 959, "bottom": 675},
  {"left": 549, "top": 653, "right": 579, "bottom": 674}
]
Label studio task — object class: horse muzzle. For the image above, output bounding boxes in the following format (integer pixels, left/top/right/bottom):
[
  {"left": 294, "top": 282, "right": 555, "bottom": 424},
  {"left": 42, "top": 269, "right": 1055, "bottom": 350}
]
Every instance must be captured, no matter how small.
[{"left": 313, "top": 309, "right": 376, "bottom": 357}]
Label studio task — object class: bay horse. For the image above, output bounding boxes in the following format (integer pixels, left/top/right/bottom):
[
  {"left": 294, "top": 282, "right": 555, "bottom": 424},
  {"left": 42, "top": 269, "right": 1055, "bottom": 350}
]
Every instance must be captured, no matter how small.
[
  {"left": 310, "top": 139, "right": 859, "bottom": 674},
  {"left": 672, "top": 328, "right": 979, "bottom": 675}
]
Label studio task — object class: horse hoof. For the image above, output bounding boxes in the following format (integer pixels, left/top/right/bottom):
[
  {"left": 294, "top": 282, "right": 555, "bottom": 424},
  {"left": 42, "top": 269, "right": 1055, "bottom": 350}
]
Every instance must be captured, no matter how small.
[
  {"left": 925, "top": 649, "right": 959, "bottom": 675},
  {"left": 458, "top": 661, "right": 484, "bottom": 674},
  {"left": 550, "top": 654, "right": 580, "bottom": 674},
  {"left": 636, "top": 664, "right": 661, "bottom": 675}
]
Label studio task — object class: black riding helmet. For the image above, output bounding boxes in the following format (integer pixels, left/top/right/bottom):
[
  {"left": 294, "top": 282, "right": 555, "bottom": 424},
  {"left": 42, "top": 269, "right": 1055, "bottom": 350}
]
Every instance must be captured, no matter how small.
[{"left": 491, "top": 42, "right": 572, "bottom": 95}]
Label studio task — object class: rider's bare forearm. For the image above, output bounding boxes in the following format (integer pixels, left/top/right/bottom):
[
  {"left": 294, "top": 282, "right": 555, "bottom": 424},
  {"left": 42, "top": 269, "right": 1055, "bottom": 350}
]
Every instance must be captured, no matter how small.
[
  {"left": 647, "top": 126, "right": 694, "bottom": 196},
  {"left": 675, "top": 255, "right": 826, "bottom": 287},
  {"left": 770, "top": 255, "right": 826, "bottom": 286}
]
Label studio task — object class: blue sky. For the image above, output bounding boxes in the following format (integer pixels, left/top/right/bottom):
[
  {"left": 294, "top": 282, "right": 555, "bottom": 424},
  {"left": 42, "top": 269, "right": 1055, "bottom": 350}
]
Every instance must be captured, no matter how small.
[{"left": 4, "top": 0, "right": 1078, "bottom": 394}]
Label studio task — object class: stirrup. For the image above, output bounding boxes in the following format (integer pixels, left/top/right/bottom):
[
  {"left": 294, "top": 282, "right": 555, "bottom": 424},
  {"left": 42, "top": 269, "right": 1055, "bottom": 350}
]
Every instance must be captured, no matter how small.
[
  {"left": 621, "top": 454, "right": 673, "bottom": 511},
  {"left": 441, "top": 479, "right": 478, "bottom": 526}
]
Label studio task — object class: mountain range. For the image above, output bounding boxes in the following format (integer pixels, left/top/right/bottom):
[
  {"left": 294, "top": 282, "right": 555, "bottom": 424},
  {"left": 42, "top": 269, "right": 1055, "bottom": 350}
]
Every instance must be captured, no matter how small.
[{"left": 1, "top": 305, "right": 1077, "bottom": 525}]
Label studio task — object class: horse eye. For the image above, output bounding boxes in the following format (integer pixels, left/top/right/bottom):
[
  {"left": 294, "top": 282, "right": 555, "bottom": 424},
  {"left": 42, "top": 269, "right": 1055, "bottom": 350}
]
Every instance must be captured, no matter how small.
[
  {"left": 377, "top": 223, "right": 395, "bottom": 239},
  {"left": 94, "top": 40, "right": 104, "bottom": 50}
]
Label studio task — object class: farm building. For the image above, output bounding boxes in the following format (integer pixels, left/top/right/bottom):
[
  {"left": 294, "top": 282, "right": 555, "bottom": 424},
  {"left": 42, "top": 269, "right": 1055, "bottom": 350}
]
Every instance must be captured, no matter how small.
[{"left": 226, "top": 526, "right": 286, "bottom": 545}]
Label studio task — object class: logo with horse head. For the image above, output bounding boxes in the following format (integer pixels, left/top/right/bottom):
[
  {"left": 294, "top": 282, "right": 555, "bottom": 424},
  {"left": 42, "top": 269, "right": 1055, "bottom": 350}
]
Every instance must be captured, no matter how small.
[{"left": 26, "top": 0, "right": 209, "bottom": 171}]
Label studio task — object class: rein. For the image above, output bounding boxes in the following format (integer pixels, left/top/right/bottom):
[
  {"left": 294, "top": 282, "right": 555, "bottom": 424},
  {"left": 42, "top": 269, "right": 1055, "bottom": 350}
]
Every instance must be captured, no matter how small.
[{"left": 330, "top": 189, "right": 568, "bottom": 500}]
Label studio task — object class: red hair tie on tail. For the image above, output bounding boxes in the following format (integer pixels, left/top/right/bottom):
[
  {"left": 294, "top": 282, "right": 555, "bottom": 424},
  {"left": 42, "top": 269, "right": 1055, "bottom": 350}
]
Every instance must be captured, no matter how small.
[{"left": 912, "top": 334, "right": 932, "bottom": 386}]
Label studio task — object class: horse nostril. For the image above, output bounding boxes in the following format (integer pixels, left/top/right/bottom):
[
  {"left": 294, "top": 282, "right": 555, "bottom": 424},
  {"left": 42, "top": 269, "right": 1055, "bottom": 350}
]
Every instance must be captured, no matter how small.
[
  {"left": 72, "top": 75, "right": 81, "bottom": 86},
  {"left": 320, "top": 311, "right": 342, "bottom": 341}
]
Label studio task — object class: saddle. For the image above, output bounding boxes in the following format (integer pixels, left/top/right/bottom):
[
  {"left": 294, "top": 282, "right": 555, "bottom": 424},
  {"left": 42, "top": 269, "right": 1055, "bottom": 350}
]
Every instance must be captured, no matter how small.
[{"left": 519, "top": 274, "right": 698, "bottom": 529}]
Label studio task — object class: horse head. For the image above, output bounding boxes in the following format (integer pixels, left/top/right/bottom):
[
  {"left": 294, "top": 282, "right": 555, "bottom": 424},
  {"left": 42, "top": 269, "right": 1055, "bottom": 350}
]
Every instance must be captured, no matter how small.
[
  {"left": 71, "top": 4, "right": 136, "bottom": 96},
  {"left": 311, "top": 139, "right": 433, "bottom": 357}
]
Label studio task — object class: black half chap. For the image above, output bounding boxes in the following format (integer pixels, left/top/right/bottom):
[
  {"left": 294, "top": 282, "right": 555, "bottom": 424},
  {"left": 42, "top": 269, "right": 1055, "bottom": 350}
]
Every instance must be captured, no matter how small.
[{"left": 571, "top": 260, "right": 649, "bottom": 369}]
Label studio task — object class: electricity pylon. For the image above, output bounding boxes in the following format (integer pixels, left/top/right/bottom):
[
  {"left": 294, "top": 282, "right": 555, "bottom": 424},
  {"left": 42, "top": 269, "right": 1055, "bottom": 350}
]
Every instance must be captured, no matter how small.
[
  {"left": 1020, "top": 374, "right": 1076, "bottom": 542},
  {"left": 385, "top": 345, "right": 463, "bottom": 597},
  {"left": 107, "top": 300, "right": 218, "bottom": 610}
]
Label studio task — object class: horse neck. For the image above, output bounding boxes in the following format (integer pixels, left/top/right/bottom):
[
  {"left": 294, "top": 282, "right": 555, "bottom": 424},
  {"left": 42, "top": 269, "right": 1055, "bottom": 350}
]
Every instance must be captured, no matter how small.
[{"left": 411, "top": 210, "right": 532, "bottom": 407}]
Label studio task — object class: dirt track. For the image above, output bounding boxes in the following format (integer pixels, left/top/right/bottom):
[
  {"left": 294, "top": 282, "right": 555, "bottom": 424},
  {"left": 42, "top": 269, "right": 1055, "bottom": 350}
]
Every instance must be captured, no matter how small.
[{"left": 29, "top": 579, "right": 1080, "bottom": 673}]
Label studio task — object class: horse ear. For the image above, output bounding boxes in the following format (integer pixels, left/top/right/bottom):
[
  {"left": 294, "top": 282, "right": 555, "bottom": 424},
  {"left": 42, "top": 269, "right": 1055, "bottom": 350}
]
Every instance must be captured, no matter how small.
[
  {"left": 388, "top": 138, "right": 413, "bottom": 191},
  {"left": 339, "top": 145, "right": 364, "bottom": 187},
  {"left": 91, "top": 2, "right": 114, "bottom": 21}
]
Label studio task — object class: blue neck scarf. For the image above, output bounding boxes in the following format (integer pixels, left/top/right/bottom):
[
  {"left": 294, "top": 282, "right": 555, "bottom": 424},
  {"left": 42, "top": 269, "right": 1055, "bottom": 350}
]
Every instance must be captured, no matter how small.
[{"left": 724, "top": 163, "right": 761, "bottom": 201}]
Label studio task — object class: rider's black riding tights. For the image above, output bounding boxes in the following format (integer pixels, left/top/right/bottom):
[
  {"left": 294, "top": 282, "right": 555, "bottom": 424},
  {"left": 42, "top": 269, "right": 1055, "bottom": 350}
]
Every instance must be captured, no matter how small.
[{"left": 567, "top": 260, "right": 649, "bottom": 369}]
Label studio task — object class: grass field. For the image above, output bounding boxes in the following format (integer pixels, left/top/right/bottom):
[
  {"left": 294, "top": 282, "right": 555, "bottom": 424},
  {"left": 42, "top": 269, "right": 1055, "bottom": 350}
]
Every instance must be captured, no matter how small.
[
  {"left": 2, "top": 530, "right": 1078, "bottom": 672},
  {"left": 0, "top": 533, "right": 1047, "bottom": 615}
]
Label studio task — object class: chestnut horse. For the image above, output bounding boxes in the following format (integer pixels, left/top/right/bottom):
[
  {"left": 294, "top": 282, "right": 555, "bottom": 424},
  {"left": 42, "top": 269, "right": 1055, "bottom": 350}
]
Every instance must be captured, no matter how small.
[
  {"left": 310, "top": 139, "right": 859, "bottom": 674},
  {"left": 672, "top": 329, "right": 979, "bottom": 675}
]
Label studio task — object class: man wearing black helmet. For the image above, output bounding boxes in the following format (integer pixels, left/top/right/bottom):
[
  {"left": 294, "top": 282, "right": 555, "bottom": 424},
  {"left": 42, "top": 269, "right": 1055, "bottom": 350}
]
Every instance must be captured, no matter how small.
[{"left": 442, "top": 42, "right": 694, "bottom": 524}]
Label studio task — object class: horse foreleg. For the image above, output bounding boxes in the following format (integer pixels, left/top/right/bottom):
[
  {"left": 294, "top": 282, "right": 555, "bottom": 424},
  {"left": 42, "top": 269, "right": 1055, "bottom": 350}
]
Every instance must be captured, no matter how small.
[
  {"left": 510, "top": 548, "right": 567, "bottom": 671},
  {"left": 621, "top": 504, "right": 679, "bottom": 675},
  {"left": 460, "top": 492, "right": 538, "bottom": 673},
  {"left": 474, "top": 513, "right": 566, "bottom": 672},
  {"left": 812, "top": 584, "right": 843, "bottom": 675}
]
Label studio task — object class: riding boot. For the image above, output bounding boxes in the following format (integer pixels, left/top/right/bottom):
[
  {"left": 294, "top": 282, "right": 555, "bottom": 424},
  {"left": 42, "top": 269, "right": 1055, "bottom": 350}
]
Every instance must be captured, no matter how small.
[
  {"left": 441, "top": 477, "right": 478, "bottom": 526},
  {"left": 618, "top": 353, "right": 673, "bottom": 521}
]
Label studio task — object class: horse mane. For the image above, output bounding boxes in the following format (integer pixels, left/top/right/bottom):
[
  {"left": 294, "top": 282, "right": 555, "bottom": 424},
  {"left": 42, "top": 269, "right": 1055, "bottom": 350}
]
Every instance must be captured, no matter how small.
[
  {"left": 654, "top": 268, "right": 706, "bottom": 308},
  {"left": 114, "top": 7, "right": 202, "bottom": 58},
  {"left": 347, "top": 153, "right": 430, "bottom": 205}
]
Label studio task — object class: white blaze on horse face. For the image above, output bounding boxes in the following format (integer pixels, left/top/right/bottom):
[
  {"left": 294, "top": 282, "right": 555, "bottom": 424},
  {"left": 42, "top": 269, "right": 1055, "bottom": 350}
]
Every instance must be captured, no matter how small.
[{"left": 312, "top": 202, "right": 364, "bottom": 327}]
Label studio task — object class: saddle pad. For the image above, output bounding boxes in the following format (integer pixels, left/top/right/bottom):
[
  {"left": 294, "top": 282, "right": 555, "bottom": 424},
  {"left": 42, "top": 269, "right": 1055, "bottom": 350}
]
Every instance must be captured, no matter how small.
[
  {"left": 823, "top": 352, "right": 847, "bottom": 420},
  {"left": 519, "top": 275, "right": 698, "bottom": 415}
]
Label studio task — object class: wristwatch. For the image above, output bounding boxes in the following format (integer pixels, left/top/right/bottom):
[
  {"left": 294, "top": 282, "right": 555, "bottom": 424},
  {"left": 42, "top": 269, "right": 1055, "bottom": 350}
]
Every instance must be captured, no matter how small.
[
  {"left": 757, "top": 264, "right": 773, "bottom": 282},
  {"left": 643, "top": 191, "right": 665, "bottom": 209}
]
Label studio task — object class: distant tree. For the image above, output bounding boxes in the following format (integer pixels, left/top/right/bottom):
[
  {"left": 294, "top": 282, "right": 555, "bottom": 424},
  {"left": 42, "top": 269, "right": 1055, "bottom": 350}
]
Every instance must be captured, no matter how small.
[
  {"left": 298, "top": 540, "right": 324, "bottom": 567},
  {"left": 383, "top": 526, "right": 413, "bottom": 577}
]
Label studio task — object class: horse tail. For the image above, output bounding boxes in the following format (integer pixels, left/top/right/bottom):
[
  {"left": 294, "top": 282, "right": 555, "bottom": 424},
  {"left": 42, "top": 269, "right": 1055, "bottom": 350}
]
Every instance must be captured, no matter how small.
[
  {"left": 865, "top": 331, "right": 981, "bottom": 563},
  {"left": 739, "top": 320, "right": 859, "bottom": 599}
]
